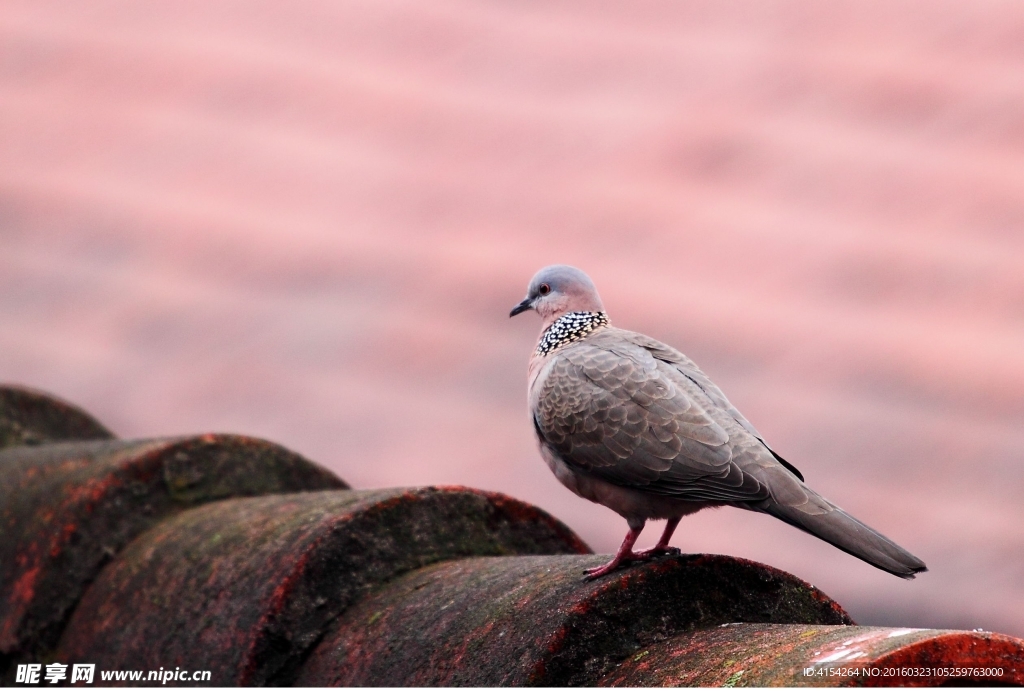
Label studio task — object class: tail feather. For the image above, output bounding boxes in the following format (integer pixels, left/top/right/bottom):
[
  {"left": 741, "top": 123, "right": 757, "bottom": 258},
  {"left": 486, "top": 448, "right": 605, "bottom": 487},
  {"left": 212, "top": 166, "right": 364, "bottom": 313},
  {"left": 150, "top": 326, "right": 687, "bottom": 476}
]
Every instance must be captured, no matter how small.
[{"left": 758, "top": 496, "right": 927, "bottom": 579}]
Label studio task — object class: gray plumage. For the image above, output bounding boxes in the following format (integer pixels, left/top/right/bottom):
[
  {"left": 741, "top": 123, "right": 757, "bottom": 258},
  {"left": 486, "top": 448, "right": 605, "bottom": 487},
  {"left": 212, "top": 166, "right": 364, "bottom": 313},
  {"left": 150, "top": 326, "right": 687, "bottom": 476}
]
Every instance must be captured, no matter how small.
[{"left": 511, "top": 264, "right": 926, "bottom": 580}]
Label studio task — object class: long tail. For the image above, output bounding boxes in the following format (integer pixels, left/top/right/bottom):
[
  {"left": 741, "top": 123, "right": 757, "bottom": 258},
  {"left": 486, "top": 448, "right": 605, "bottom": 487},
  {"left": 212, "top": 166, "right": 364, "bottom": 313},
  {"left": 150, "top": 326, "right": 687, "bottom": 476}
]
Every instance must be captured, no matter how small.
[{"left": 754, "top": 490, "right": 927, "bottom": 579}]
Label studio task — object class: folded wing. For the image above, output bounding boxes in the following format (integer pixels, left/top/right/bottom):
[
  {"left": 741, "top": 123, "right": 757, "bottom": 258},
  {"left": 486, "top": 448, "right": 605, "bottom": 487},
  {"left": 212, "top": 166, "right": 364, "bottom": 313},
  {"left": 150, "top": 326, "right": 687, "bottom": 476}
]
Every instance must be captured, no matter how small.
[{"left": 533, "top": 336, "right": 777, "bottom": 504}]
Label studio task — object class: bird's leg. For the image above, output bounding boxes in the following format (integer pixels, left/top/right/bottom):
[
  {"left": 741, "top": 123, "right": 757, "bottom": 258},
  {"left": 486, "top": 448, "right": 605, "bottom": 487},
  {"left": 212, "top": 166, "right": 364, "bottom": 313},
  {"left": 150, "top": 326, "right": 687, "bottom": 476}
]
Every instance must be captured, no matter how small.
[
  {"left": 583, "top": 519, "right": 645, "bottom": 580},
  {"left": 634, "top": 517, "right": 682, "bottom": 559}
]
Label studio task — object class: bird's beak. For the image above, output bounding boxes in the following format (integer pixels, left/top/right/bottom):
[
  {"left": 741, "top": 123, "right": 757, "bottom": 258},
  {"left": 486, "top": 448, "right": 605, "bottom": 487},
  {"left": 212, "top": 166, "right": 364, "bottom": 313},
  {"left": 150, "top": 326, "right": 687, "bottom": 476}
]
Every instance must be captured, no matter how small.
[{"left": 509, "top": 297, "right": 533, "bottom": 318}]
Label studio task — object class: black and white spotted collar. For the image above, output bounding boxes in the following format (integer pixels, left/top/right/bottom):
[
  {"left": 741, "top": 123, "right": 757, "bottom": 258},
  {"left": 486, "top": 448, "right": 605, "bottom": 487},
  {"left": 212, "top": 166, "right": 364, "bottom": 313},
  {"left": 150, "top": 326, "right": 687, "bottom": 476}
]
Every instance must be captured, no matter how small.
[{"left": 536, "top": 311, "right": 609, "bottom": 356}]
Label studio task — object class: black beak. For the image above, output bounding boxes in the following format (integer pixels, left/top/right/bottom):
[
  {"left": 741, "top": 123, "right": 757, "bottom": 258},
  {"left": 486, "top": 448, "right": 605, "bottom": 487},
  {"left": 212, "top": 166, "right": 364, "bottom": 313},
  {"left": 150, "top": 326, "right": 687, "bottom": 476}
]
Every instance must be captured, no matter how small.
[{"left": 509, "top": 298, "right": 532, "bottom": 318}]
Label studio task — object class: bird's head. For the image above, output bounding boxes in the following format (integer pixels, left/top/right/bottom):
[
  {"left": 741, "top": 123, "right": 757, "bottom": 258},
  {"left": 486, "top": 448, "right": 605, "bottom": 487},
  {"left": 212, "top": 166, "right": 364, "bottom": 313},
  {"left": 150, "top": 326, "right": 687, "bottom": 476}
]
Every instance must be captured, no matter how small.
[{"left": 510, "top": 265, "right": 605, "bottom": 327}]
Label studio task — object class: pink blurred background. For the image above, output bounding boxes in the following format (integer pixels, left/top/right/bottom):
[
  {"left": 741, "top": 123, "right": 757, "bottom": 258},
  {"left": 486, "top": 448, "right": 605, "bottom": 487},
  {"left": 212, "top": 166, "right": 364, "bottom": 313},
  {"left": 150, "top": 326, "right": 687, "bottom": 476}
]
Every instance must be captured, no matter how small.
[{"left": 2, "top": 1, "right": 1023, "bottom": 636}]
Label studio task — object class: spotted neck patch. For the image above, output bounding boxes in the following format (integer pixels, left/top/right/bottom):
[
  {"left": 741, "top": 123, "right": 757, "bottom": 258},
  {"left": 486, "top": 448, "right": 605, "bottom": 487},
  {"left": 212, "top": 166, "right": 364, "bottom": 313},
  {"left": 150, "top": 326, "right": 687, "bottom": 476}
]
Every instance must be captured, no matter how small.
[{"left": 536, "top": 311, "right": 609, "bottom": 356}]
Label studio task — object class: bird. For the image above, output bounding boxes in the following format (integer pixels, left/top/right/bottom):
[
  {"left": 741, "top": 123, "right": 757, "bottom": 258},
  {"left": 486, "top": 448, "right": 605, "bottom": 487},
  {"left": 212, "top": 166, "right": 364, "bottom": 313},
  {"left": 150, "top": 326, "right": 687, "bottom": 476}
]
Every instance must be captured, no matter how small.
[{"left": 510, "top": 264, "right": 927, "bottom": 580}]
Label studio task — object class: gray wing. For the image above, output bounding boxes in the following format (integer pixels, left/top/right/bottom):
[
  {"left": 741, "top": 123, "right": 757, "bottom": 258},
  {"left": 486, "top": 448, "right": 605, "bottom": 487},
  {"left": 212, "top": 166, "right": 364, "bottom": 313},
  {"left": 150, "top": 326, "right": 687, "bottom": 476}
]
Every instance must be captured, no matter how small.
[
  {"left": 624, "top": 332, "right": 805, "bottom": 481},
  {"left": 623, "top": 333, "right": 764, "bottom": 440},
  {"left": 534, "top": 338, "right": 786, "bottom": 503}
]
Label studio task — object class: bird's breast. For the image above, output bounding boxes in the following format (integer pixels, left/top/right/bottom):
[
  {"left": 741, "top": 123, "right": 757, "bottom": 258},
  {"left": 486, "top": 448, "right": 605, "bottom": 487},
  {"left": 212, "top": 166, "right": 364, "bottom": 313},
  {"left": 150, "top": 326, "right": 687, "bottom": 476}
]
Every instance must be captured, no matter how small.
[{"left": 526, "top": 351, "right": 558, "bottom": 407}]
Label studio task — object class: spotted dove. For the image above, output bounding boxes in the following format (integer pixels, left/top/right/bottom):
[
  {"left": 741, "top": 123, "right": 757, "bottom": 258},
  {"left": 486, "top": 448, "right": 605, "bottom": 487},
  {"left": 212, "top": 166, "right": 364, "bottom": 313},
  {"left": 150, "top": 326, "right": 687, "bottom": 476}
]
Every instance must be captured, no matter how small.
[{"left": 511, "top": 264, "right": 927, "bottom": 580}]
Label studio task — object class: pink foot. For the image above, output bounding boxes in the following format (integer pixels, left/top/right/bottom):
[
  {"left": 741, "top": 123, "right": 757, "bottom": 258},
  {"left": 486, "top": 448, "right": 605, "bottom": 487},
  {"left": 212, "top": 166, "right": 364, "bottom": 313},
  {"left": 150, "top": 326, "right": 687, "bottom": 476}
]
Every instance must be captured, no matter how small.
[
  {"left": 634, "top": 545, "right": 682, "bottom": 560},
  {"left": 584, "top": 546, "right": 682, "bottom": 580},
  {"left": 583, "top": 553, "right": 639, "bottom": 580}
]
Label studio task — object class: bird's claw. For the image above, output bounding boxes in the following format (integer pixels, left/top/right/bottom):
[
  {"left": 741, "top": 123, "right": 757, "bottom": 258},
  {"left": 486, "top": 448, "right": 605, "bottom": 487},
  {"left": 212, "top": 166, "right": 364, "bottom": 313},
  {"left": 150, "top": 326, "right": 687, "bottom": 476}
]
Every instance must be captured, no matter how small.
[
  {"left": 582, "top": 564, "right": 621, "bottom": 581},
  {"left": 582, "top": 547, "right": 682, "bottom": 580},
  {"left": 634, "top": 546, "right": 681, "bottom": 560},
  {"left": 581, "top": 553, "right": 644, "bottom": 580}
]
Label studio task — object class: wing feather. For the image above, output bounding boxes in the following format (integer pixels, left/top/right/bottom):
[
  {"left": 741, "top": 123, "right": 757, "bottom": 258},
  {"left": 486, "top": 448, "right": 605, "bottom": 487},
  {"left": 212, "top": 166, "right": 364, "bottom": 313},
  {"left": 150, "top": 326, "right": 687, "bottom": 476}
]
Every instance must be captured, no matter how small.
[
  {"left": 622, "top": 332, "right": 805, "bottom": 482},
  {"left": 534, "top": 336, "right": 773, "bottom": 503}
]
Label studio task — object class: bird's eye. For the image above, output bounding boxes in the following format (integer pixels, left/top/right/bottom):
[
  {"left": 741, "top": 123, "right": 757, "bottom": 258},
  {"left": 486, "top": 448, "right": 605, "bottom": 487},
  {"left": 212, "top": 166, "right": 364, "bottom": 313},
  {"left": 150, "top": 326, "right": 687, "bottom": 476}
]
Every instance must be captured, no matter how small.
[{"left": 539, "top": 283, "right": 551, "bottom": 295}]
